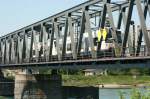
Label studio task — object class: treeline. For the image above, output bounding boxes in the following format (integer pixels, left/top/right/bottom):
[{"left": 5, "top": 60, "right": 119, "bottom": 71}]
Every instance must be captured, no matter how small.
[
  {"left": 108, "top": 68, "right": 150, "bottom": 76},
  {"left": 39, "top": 68, "right": 150, "bottom": 76}
]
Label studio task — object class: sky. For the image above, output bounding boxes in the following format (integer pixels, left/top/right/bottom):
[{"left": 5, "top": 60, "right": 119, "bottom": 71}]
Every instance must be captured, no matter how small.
[
  {"left": 0, "top": 0, "right": 149, "bottom": 37},
  {"left": 0, "top": 0, "right": 87, "bottom": 36}
]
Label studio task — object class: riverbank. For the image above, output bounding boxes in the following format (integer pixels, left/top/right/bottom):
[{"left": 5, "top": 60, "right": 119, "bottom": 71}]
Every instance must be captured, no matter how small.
[
  {"left": 62, "top": 75, "right": 150, "bottom": 88},
  {"left": 97, "top": 84, "right": 148, "bottom": 88}
]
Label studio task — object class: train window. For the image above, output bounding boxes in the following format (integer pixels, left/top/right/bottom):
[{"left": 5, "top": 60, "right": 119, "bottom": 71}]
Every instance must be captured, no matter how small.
[
  {"left": 33, "top": 50, "right": 35, "bottom": 55},
  {"left": 116, "top": 30, "right": 122, "bottom": 43},
  {"left": 67, "top": 44, "right": 71, "bottom": 51},
  {"left": 78, "top": 22, "right": 81, "bottom": 26},
  {"left": 105, "top": 28, "right": 111, "bottom": 40},
  {"left": 54, "top": 41, "right": 56, "bottom": 47},
  {"left": 94, "top": 37, "right": 98, "bottom": 46},
  {"left": 49, "top": 30, "right": 52, "bottom": 34},
  {"left": 105, "top": 40, "right": 112, "bottom": 43},
  {"left": 60, "top": 46, "right": 63, "bottom": 51},
  {"left": 59, "top": 27, "right": 62, "bottom": 31}
]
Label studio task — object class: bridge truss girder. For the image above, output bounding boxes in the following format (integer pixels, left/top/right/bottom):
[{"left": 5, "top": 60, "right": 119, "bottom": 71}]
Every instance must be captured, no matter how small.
[{"left": 0, "top": 0, "right": 150, "bottom": 67}]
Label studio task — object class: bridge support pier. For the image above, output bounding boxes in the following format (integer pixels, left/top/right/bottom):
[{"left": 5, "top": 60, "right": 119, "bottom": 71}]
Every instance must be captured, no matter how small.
[
  {"left": 0, "top": 69, "right": 4, "bottom": 77},
  {"left": 14, "top": 70, "right": 62, "bottom": 99},
  {"left": 0, "top": 69, "right": 14, "bottom": 96}
]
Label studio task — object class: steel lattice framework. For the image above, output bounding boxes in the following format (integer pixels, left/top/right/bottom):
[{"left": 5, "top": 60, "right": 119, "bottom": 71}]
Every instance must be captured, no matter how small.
[{"left": 0, "top": 0, "right": 150, "bottom": 68}]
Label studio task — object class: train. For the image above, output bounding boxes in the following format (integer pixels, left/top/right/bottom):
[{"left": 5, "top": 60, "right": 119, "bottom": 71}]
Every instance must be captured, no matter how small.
[{"left": 31, "top": 27, "right": 118, "bottom": 60}]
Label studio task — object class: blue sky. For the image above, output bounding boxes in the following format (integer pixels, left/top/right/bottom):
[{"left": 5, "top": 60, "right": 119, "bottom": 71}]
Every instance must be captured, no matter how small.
[
  {"left": 0, "top": 0, "right": 149, "bottom": 37},
  {"left": 0, "top": 0, "right": 87, "bottom": 36}
]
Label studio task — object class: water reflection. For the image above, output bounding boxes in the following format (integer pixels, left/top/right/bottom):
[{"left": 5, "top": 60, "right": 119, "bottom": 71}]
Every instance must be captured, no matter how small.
[
  {"left": 99, "top": 87, "right": 150, "bottom": 99},
  {"left": 63, "top": 86, "right": 99, "bottom": 99},
  {"left": 1, "top": 87, "right": 150, "bottom": 99}
]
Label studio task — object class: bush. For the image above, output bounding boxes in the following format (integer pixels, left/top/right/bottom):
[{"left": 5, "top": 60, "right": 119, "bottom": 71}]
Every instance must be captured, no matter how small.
[{"left": 119, "top": 89, "right": 150, "bottom": 99}]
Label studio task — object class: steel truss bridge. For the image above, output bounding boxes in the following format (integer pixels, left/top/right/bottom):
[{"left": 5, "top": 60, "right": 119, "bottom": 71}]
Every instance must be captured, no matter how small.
[{"left": 0, "top": 0, "right": 150, "bottom": 69}]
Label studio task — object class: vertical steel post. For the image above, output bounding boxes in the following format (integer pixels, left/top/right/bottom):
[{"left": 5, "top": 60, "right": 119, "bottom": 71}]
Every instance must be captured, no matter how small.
[
  {"left": 33, "top": 29, "right": 40, "bottom": 62},
  {"left": 42, "top": 24, "right": 48, "bottom": 61},
  {"left": 147, "top": 0, "right": 150, "bottom": 15},
  {"left": 1, "top": 39, "right": 6, "bottom": 64},
  {"left": 85, "top": 7, "right": 97, "bottom": 58},
  {"left": 121, "top": 0, "right": 134, "bottom": 56},
  {"left": 10, "top": 37, "right": 15, "bottom": 63},
  {"left": 68, "top": 13, "right": 77, "bottom": 59},
  {"left": 29, "top": 28, "right": 34, "bottom": 62},
  {"left": 15, "top": 34, "right": 19, "bottom": 64},
  {"left": 97, "top": 0, "right": 110, "bottom": 53},
  {"left": 54, "top": 19, "right": 62, "bottom": 61},
  {"left": 136, "top": 0, "right": 150, "bottom": 56},
  {"left": 17, "top": 35, "right": 22, "bottom": 63},
  {"left": 0, "top": 39, "right": 2, "bottom": 64},
  {"left": 5, "top": 38, "right": 9, "bottom": 63},
  {"left": 77, "top": 11, "right": 85, "bottom": 57},
  {"left": 121, "top": 7, "right": 133, "bottom": 56},
  {"left": 107, "top": 3, "right": 122, "bottom": 57},
  {"left": 22, "top": 30, "right": 27, "bottom": 63},
  {"left": 136, "top": 0, "right": 150, "bottom": 55},
  {"left": 49, "top": 22, "right": 55, "bottom": 61},
  {"left": 62, "top": 17, "right": 68, "bottom": 60},
  {"left": 39, "top": 25, "right": 44, "bottom": 60}
]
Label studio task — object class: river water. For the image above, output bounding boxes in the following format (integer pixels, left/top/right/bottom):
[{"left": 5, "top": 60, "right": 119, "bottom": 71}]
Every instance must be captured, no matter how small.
[
  {"left": 1, "top": 87, "right": 149, "bottom": 99},
  {"left": 99, "top": 88, "right": 149, "bottom": 99}
]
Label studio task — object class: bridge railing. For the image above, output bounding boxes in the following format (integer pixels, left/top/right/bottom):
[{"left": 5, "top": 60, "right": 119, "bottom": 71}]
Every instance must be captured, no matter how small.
[
  {"left": 1, "top": 45, "right": 147, "bottom": 65},
  {"left": 20, "top": 46, "right": 148, "bottom": 64}
]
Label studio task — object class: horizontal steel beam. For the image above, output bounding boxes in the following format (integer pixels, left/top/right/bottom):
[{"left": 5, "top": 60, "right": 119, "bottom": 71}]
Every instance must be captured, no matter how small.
[{"left": 0, "top": 56, "right": 150, "bottom": 69}]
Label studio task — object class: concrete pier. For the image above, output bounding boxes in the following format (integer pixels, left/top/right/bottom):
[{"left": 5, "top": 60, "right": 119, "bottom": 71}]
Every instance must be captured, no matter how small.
[
  {"left": 0, "top": 69, "right": 14, "bottom": 96},
  {"left": 14, "top": 73, "right": 62, "bottom": 99},
  {"left": 0, "top": 70, "right": 4, "bottom": 77}
]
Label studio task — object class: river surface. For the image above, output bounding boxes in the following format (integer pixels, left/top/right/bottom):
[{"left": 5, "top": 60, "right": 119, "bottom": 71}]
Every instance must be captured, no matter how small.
[
  {"left": 1, "top": 87, "right": 149, "bottom": 99},
  {"left": 99, "top": 88, "right": 149, "bottom": 99}
]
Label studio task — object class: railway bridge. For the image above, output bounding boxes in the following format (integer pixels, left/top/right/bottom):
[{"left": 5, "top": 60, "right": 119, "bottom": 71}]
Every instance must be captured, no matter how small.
[{"left": 0, "top": 0, "right": 150, "bottom": 98}]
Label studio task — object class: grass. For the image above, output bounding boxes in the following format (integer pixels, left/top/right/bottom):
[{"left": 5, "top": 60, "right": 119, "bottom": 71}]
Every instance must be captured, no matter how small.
[
  {"left": 62, "top": 75, "right": 150, "bottom": 87},
  {"left": 0, "top": 96, "right": 12, "bottom": 99}
]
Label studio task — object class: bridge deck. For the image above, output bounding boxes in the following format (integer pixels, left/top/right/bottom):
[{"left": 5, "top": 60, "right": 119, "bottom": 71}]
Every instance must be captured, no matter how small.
[{"left": 1, "top": 56, "right": 150, "bottom": 69}]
